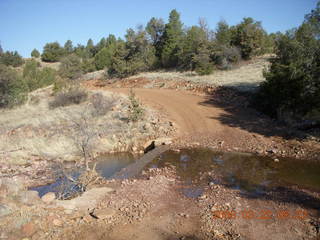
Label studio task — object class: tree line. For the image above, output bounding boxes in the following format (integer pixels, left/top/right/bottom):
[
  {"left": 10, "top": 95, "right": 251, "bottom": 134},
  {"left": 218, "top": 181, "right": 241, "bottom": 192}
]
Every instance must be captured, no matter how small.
[{"left": 28, "top": 10, "right": 274, "bottom": 78}]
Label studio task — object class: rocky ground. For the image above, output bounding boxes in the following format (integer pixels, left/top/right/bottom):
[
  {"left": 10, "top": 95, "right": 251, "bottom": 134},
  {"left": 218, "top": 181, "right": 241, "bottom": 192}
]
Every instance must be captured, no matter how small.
[
  {"left": 0, "top": 56, "right": 319, "bottom": 239},
  {"left": 0, "top": 166, "right": 319, "bottom": 240}
]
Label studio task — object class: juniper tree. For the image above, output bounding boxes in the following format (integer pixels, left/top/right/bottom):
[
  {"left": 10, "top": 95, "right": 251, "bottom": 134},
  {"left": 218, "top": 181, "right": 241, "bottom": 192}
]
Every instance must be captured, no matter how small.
[{"left": 41, "top": 42, "right": 64, "bottom": 62}]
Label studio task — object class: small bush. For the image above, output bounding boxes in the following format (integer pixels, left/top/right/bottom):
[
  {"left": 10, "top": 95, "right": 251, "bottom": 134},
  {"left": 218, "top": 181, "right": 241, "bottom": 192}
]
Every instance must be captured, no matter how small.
[
  {"left": 49, "top": 87, "right": 88, "bottom": 109},
  {"left": 81, "top": 58, "right": 96, "bottom": 73},
  {"left": 0, "top": 51, "right": 24, "bottom": 67},
  {"left": 0, "top": 64, "right": 27, "bottom": 108},
  {"left": 90, "top": 92, "right": 116, "bottom": 116},
  {"left": 41, "top": 42, "right": 65, "bottom": 62},
  {"left": 23, "top": 60, "right": 56, "bottom": 91},
  {"left": 128, "top": 89, "right": 144, "bottom": 122},
  {"left": 213, "top": 45, "right": 241, "bottom": 70},
  {"left": 193, "top": 45, "right": 214, "bottom": 75},
  {"left": 195, "top": 63, "right": 214, "bottom": 75},
  {"left": 52, "top": 76, "right": 67, "bottom": 94}
]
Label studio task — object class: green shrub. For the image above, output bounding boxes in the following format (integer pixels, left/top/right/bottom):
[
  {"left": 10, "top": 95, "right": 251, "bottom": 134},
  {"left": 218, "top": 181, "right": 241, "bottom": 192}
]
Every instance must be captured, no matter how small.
[
  {"left": 52, "top": 76, "right": 67, "bottom": 94},
  {"left": 195, "top": 62, "right": 213, "bottom": 75},
  {"left": 23, "top": 60, "right": 56, "bottom": 91},
  {"left": 128, "top": 89, "right": 144, "bottom": 122},
  {"left": 255, "top": 20, "right": 320, "bottom": 120},
  {"left": 0, "top": 64, "right": 27, "bottom": 108},
  {"left": 230, "top": 18, "right": 266, "bottom": 59},
  {"left": 41, "top": 42, "right": 65, "bottom": 62},
  {"left": 59, "top": 54, "right": 83, "bottom": 80},
  {"left": 94, "top": 47, "right": 115, "bottom": 70},
  {"left": 212, "top": 45, "right": 241, "bottom": 70},
  {"left": 0, "top": 51, "right": 24, "bottom": 67},
  {"left": 49, "top": 86, "right": 88, "bottom": 109},
  {"left": 81, "top": 58, "right": 96, "bottom": 73},
  {"left": 108, "top": 29, "right": 156, "bottom": 78},
  {"left": 193, "top": 46, "right": 214, "bottom": 75}
]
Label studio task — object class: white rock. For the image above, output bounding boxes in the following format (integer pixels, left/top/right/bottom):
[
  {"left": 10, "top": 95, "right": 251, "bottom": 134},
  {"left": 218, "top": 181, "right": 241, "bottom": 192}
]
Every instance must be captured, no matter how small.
[{"left": 41, "top": 192, "right": 56, "bottom": 203}]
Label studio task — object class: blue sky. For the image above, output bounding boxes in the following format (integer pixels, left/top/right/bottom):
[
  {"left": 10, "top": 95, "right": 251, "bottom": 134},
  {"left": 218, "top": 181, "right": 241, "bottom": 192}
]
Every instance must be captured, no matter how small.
[{"left": 0, "top": 0, "right": 318, "bottom": 57}]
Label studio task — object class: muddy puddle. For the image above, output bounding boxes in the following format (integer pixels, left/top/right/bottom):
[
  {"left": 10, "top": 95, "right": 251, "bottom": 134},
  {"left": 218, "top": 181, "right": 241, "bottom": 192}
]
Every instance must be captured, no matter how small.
[
  {"left": 32, "top": 148, "right": 320, "bottom": 199},
  {"left": 148, "top": 148, "right": 320, "bottom": 197},
  {"left": 32, "top": 153, "right": 138, "bottom": 198}
]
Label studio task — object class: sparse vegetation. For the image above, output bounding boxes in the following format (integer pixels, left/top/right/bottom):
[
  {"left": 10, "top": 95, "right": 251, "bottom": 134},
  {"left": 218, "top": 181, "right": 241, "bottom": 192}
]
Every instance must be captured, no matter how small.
[
  {"left": 90, "top": 92, "right": 116, "bottom": 116},
  {"left": 49, "top": 86, "right": 88, "bottom": 109},
  {"left": 128, "top": 89, "right": 144, "bottom": 122},
  {"left": 0, "top": 51, "right": 24, "bottom": 67},
  {"left": 23, "top": 59, "right": 56, "bottom": 91}
]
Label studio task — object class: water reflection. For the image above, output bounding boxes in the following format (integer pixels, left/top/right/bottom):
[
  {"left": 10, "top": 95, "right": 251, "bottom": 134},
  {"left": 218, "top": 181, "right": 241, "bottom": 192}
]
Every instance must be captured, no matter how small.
[{"left": 148, "top": 148, "right": 320, "bottom": 196}]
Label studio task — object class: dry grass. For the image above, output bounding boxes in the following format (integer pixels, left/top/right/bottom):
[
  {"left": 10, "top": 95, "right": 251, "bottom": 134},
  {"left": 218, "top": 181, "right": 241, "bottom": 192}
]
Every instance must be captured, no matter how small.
[
  {"left": 0, "top": 86, "right": 169, "bottom": 166},
  {"left": 129, "top": 55, "right": 270, "bottom": 92}
]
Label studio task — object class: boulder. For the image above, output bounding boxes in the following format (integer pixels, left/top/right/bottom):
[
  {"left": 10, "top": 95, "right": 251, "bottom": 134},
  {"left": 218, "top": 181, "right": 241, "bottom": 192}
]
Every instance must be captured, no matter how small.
[
  {"left": 41, "top": 192, "right": 56, "bottom": 203},
  {"left": 91, "top": 208, "right": 116, "bottom": 219}
]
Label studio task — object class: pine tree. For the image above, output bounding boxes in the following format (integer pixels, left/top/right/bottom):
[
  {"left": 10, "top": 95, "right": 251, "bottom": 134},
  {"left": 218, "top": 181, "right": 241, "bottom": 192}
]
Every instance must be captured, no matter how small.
[
  {"left": 160, "top": 9, "right": 184, "bottom": 68},
  {"left": 64, "top": 40, "right": 73, "bottom": 54},
  {"left": 230, "top": 18, "right": 266, "bottom": 59},
  {"left": 94, "top": 47, "right": 115, "bottom": 70},
  {"left": 215, "top": 20, "right": 232, "bottom": 46},
  {"left": 179, "top": 26, "right": 207, "bottom": 70},
  {"left": 146, "top": 17, "right": 165, "bottom": 45},
  {"left": 31, "top": 49, "right": 40, "bottom": 58},
  {"left": 86, "top": 39, "right": 95, "bottom": 57}
]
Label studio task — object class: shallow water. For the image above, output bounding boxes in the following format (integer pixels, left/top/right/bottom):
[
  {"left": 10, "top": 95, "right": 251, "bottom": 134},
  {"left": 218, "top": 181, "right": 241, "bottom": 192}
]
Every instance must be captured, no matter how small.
[
  {"left": 32, "top": 148, "right": 320, "bottom": 198},
  {"left": 32, "top": 153, "right": 137, "bottom": 197},
  {"left": 148, "top": 148, "right": 320, "bottom": 196}
]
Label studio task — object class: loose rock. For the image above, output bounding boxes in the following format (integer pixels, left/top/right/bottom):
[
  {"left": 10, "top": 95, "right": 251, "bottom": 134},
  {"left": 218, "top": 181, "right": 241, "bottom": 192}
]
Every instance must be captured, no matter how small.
[
  {"left": 41, "top": 192, "right": 56, "bottom": 203},
  {"left": 92, "top": 208, "right": 117, "bottom": 219}
]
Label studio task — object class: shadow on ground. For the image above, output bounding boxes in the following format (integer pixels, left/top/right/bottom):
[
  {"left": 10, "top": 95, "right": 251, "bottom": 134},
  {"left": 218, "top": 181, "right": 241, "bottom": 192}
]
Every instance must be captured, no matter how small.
[{"left": 199, "top": 86, "right": 305, "bottom": 140}]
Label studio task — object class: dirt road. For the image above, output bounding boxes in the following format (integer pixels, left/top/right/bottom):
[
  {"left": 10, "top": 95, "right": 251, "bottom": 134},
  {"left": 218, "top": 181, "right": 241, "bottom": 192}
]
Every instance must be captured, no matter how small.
[
  {"left": 84, "top": 81, "right": 319, "bottom": 159},
  {"left": 110, "top": 88, "right": 226, "bottom": 135},
  {"left": 106, "top": 87, "right": 276, "bottom": 152}
]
